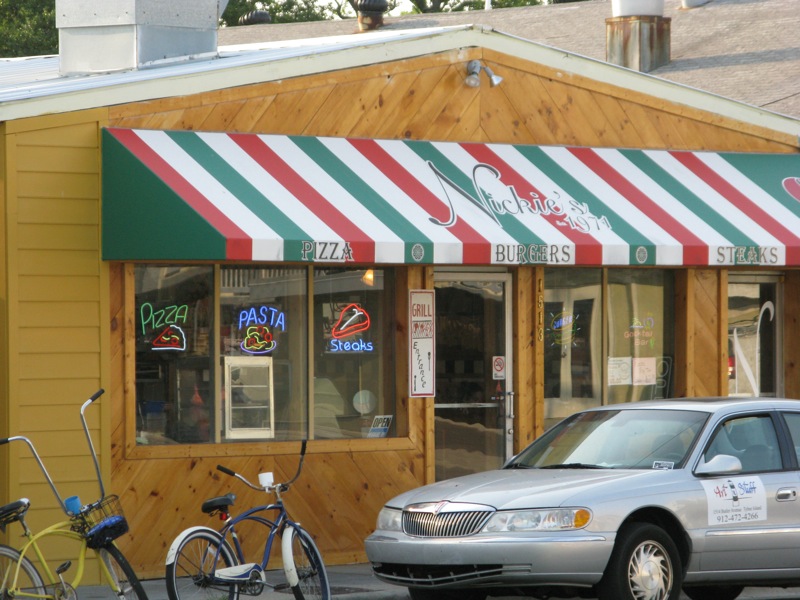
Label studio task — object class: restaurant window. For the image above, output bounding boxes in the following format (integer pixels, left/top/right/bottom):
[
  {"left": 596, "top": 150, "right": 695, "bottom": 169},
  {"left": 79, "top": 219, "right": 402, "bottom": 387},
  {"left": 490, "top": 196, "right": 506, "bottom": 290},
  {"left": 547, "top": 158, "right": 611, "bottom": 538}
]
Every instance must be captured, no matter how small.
[
  {"left": 607, "top": 270, "right": 674, "bottom": 404},
  {"left": 544, "top": 268, "right": 674, "bottom": 429},
  {"left": 543, "top": 269, "right": 602, "bottom": 429},
  {"left": 135, "top": 266, "right": 214, "bottom": 444},
  {"left": 313, "top": 268, "right": 396, "bottom": 439},
  {"left": 134, "top": 265, "right": 396, "bottom": 446},
  {"left": 219, "top": 267, "right": 308, "bottom": 441}
]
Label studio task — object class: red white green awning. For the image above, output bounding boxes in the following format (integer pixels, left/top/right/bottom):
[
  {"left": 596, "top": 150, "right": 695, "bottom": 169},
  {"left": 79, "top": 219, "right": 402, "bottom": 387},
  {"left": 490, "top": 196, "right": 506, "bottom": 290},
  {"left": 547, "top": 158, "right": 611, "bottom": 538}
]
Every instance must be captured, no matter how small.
[{"left": 102, "top": 128, "right": 800, "bottom": 266}]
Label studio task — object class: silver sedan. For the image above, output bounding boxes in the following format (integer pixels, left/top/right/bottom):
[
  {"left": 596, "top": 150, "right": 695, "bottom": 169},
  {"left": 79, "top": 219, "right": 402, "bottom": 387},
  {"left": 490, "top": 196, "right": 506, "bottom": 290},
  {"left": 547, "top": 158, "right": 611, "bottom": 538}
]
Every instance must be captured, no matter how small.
[{"left": 365, "top": 398, "right": 800, "bottom": 600}]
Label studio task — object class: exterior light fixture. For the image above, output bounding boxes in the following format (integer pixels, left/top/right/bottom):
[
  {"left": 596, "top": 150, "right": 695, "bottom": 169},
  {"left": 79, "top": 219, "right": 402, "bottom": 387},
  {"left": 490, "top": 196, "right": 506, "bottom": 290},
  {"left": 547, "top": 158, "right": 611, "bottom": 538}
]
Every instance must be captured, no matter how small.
[{"left": 465, "top": 60, "right": 503, "bottom": 88}]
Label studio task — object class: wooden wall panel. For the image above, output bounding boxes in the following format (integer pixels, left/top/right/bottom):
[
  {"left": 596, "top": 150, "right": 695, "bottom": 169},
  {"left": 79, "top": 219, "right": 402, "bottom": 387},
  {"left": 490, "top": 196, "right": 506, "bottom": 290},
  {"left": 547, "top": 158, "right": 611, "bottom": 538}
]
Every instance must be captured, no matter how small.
[
  {"left": 691, "top": 270, "right": 724, "bottom": 397},
  {"left": 784, "top": 271, "right": 800, "bottom": 400}
]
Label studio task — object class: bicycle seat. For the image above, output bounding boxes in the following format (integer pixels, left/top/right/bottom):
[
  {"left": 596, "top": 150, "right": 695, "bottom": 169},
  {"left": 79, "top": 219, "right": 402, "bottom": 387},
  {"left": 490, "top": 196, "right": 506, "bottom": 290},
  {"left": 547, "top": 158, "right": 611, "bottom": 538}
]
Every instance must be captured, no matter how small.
[
  {"left": 0, "top": 498, "right": 30, "bottom": 527},
  {"left": 201, "top": 494, "right": 236, "bottom": 515}
]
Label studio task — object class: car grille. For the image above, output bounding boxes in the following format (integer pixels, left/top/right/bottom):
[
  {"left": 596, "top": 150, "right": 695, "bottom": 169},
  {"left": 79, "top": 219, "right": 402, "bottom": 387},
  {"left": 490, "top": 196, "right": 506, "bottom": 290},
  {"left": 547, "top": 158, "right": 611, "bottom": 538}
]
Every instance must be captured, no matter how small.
[
  {"left": 402, "top": 503, "right": 493, "bottom": 537},
  {"left": 372, "top": 562, "right": 504, "bottom": 586}
]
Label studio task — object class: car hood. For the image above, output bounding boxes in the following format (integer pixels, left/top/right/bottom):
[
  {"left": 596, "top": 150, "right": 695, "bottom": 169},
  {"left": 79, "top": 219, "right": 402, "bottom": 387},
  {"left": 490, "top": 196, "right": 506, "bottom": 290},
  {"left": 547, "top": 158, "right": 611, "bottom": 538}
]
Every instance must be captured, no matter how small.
[{"left": 387, "top": 468, "right": 677, "bottom": 510}]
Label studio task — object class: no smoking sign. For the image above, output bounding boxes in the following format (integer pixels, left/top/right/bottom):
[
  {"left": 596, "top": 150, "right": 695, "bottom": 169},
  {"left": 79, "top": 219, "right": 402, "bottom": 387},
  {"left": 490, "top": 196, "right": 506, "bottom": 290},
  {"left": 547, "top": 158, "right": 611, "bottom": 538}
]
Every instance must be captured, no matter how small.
[{"left": 493, "top": 356, "right": 506, "bottom": 380}]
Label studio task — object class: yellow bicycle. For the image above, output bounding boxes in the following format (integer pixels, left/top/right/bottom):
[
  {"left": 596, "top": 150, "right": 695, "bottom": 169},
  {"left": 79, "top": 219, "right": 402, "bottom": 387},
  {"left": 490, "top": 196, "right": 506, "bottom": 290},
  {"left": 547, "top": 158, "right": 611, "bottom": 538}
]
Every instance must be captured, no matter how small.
[{"left": 0, "top": 390, "right": 147, "bottom": 600}]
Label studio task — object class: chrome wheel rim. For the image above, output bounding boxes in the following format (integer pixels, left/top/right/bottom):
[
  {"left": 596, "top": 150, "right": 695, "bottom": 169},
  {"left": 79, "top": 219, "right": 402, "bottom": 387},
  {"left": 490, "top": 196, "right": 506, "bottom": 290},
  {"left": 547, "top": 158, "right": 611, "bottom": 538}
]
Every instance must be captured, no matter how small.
[{"left": 627, "top": 540, "right": 673, "bottom": 600}]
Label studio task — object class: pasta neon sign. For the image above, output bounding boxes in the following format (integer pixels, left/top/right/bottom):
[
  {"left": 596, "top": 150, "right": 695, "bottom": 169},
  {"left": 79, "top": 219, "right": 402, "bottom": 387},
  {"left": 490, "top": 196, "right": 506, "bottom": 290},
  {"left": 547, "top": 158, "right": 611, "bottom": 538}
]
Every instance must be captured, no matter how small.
[{"left": 237, "top": 305, "right": 286, "bottom": 355}]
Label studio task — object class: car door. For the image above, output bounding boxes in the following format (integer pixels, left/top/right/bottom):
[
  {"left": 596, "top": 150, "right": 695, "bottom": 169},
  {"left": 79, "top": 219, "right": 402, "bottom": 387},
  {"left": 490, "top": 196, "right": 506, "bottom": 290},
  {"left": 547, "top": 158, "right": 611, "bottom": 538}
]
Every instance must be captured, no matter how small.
[{"left": 697, "top": 412, "right": 800, "bottom": 573}]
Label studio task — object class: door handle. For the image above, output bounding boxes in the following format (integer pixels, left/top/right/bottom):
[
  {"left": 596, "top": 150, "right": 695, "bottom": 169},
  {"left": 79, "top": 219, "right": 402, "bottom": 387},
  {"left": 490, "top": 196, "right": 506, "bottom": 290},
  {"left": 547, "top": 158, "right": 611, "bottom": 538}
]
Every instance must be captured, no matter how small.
[
  {"left": 776, "top": 488, "right": 797, "bottom": 502},
  {"left": 505, "top": 391, "right": 515, "bottom": 420}
]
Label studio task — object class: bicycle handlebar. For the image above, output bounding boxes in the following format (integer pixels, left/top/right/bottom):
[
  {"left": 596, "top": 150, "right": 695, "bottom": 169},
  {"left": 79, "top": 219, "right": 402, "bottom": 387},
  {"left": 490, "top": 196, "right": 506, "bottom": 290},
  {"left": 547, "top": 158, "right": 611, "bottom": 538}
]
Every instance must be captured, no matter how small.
[
  {"left": 217, "top": 440, "right": 308, "bottom": 493},
  {"left": 81, "top": 389, "right": 106, "bottom": 499},
  {"left": 217, "top": 465, "right": 235, "bottom": 477},
  {"left": 0, "top": 389, "right": 107, "bottom": 515}
]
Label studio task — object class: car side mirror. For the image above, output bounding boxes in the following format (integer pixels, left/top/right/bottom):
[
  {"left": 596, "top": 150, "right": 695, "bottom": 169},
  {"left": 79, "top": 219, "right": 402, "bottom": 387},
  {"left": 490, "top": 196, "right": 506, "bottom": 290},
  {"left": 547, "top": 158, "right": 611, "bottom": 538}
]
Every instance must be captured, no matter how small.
[{"left": 695, "top": 454, "right": 742, "bottom": 476}]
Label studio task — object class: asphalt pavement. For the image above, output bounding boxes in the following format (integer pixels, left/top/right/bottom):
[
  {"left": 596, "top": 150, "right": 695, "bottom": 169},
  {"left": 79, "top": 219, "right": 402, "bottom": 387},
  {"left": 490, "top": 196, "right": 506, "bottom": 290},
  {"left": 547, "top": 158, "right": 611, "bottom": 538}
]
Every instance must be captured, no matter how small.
[{"left": 78, "top": 563, "right": 800, "bottom": 600}]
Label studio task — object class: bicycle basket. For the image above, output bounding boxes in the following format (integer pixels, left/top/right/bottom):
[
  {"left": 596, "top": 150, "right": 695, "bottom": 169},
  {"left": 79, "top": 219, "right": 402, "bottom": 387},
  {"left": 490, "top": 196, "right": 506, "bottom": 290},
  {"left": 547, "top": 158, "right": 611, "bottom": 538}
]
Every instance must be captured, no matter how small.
[{"left": 76, "top": 495, "right": 129, "bottom": 549}]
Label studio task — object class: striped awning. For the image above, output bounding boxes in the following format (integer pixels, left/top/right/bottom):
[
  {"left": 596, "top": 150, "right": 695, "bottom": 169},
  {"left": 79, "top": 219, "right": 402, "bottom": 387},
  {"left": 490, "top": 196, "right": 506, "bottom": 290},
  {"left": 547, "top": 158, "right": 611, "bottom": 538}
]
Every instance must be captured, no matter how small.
[{"left": 102, "top": 128, "right": 800, "bottom": 266}]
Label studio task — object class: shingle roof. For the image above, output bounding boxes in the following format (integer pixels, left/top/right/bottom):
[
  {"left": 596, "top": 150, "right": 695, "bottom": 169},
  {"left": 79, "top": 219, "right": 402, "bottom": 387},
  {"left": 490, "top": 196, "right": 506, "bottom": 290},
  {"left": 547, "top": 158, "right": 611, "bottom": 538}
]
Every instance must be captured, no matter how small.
[{"left": 218, "top": 0, "right": 800, "bottom": 119}]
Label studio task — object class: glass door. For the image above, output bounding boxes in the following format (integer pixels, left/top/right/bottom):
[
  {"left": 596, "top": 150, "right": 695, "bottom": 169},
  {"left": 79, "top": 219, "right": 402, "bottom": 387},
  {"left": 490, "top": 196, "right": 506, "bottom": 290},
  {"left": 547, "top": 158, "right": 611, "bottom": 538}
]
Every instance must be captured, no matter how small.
[{"left": 433, "top": 272, "right": 513, "bottom": 481}]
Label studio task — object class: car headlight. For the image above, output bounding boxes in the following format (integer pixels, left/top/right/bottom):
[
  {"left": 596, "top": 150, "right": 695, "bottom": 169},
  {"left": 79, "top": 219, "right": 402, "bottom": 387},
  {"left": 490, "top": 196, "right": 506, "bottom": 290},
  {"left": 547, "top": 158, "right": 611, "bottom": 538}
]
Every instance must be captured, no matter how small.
[
  {"left": 482, "top": 508, "right": 592, "bottom": 532},
  {"left": 375, "top": 507, "right": 402, "bottom": 531}
]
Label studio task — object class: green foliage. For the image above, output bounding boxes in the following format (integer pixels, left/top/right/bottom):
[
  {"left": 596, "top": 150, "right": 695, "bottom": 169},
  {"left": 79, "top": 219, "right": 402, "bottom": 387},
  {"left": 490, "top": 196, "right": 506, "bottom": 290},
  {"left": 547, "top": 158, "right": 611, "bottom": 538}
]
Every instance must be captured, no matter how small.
[
  {"left": 407, "top": 0, "right": 585, "bottom": 15},
  {"left": 0, "top": 0, "right": 58, "bottom": 57},
  {"left": 222, "top": 0, "right": 335, "bottom": 25}
]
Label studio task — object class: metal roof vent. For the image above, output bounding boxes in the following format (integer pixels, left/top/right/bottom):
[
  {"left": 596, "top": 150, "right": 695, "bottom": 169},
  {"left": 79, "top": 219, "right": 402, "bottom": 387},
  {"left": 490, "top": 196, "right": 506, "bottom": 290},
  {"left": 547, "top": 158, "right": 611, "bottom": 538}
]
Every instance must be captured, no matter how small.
[
  {"left": 56, "top": 0, "right": 229, "bottom": 75},
  {"left": 606, "top": 0, "right": 670, "bottom": 73}
]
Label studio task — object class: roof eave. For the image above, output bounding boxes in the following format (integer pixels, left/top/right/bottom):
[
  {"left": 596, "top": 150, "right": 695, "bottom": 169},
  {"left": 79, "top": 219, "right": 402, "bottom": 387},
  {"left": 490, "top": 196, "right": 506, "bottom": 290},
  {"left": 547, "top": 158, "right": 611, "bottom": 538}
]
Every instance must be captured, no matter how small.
[{"left": 1, "top": 24, "right": 798, "bottom": 144}]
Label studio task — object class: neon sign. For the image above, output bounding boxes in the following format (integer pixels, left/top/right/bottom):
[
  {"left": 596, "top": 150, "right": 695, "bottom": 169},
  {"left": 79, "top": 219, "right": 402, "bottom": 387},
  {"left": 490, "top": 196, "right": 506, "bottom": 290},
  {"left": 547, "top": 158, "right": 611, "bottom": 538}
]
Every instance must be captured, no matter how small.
[
  {"left": 152, "top": 325, "right": 186, "bottom": 351},
  {"left": 332, "top": 304, "right": 370, "bottom": 338},
  {"left": 140, "top": 302, "right": 190, "bottom": 352},
  {"left": 140, "top": 302, "right": 189, "bottom": 335},
  {"left": 241, "top": 325, "right": 277, "bottom": 354},
  {"left": 329, "top": 304, "right": 373, "bottom": 353},
  {"left": 237, "top": 305, "right": 286, "bottom": 355}
]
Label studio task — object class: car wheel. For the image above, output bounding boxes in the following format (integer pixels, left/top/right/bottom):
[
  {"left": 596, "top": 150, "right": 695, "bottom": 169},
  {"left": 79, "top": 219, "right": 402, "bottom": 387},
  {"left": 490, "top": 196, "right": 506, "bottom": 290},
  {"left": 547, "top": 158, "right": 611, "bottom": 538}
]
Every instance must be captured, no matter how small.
[
  {"left": 408, "top": 588, "right": 486, "bottom": 600},
  {"left": 683, "top": 585, "right": 744, "bottom": 600},
  {"left": 597, "top": 522, "right": 682, "bottom": 600}
]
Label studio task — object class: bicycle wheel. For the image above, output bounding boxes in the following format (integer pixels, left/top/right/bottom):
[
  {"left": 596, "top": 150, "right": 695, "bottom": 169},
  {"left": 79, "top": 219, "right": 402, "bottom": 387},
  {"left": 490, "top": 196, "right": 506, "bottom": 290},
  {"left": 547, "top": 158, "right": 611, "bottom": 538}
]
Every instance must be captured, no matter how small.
[
  {"left": 284, "top": 526, "right": 330, "bottom": 600},
  {"left": 0, "top": 544, "right": 45, "bottom": 600},
  {"left": 165, "top": 529, "right": 239, "bottom": 600},
  {"left": 97, "top": 545, "right": 147, "bottom": 600}
]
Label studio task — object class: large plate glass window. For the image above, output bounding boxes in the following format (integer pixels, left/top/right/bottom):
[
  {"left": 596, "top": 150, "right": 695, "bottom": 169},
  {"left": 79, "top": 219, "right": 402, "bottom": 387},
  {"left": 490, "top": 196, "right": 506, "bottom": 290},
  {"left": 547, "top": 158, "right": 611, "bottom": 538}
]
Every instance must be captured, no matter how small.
[
  {"left": 134, "top": 265, "right": 396, "bottom": 445},
  {"left": 607, "top": 270, "right": 674, "bottom": 404},
  {"left": 543, "top": 268, "right": 602, "bottom": 430},
  {"left": 219, "top": 267, "right": 308, "bottom": 441},
  {"left": 313, "top": 268, "right": 395, "bottom": 439},
  {"left": 134, "top": 266, "right": 214, "bottom": 444}
]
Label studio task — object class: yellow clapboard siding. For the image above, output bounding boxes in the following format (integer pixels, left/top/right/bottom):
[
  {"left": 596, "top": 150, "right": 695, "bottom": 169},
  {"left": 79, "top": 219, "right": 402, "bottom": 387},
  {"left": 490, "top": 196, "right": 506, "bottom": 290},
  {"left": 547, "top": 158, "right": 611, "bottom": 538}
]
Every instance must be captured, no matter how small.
[
  {"left": 17, "top": 198, "right": 99, "bottom": 225},
  {"left": 16, "top": 146, "right": 97, "bottom": 174},
  {"left": 18, "top": 250, "right": 100, "bottom": 276},
  {"left": 16, "top": 172, "right": 99, "bottom": 200},
  {"left": 18, "top": 327, "right": 100, "bottom": 354},
  {"left": 15, "top": 379, "right": 103, "bottom": 406},
  {"left": 18, "top": 351, "right": 100, "bottom": 380},
  {"left": 19, "top": 275, "right": 100, "bottom": 301},
  {"left": 18, "top": 301, "right": 100, "bottom": 326},
  {"left": 16, "top": 224, "right": 98, "bottom": 250}
]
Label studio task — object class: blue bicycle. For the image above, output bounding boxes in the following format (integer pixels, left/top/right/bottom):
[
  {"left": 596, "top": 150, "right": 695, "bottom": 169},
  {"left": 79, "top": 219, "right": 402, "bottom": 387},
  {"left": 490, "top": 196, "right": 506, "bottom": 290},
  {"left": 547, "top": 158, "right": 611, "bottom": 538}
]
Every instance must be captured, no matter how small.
[{"left": 164, "top": 441, "right": 330, "bottom": 600}]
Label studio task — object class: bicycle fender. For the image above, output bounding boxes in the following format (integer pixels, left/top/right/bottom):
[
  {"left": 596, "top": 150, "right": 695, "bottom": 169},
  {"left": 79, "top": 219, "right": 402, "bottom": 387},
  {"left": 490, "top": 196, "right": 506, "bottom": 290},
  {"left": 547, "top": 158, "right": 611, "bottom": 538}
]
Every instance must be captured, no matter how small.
[
  {"left": 281, "top": 527, "right": 300, "bottom": 588},
  {"left": 165, "top": 526, "right": 222, "bottom": 566}
]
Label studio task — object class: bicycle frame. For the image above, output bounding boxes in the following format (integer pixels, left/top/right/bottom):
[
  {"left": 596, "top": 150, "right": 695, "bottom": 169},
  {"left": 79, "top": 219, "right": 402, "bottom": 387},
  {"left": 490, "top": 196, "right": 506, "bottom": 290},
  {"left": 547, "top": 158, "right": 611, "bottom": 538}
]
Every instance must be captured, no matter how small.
[
  {"left": 7, "top": 520, "right": 120, "bottom": 600},
  {"left": 225, "top": 503, "right": 289, "bottom": 570}
]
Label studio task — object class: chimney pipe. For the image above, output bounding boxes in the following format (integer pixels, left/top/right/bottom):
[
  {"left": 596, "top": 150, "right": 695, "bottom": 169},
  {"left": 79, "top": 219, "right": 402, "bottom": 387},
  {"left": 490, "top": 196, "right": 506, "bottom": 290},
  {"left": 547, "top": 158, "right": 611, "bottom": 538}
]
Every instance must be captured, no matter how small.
[
  {"left": 606, "top": 0, "right": 670, "bottom": 74},
  {"left": 56, "top": 0, "right": 229, "bottom": 75}
]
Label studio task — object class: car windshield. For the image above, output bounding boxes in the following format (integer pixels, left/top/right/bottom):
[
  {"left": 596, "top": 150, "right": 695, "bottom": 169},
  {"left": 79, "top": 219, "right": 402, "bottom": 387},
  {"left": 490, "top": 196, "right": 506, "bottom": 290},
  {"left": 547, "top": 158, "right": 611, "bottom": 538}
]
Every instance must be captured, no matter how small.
[{"left": 508, "top": 409, "right": 708, "bottom": 470}]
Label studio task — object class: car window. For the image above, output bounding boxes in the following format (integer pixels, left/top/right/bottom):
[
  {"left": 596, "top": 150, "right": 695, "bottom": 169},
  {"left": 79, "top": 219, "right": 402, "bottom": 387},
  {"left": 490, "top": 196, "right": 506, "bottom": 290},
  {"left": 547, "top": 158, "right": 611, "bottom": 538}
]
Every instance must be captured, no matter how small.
[
  {"left": 780, "top": 412, "right": 800, "bottom": 465},
  {"left": 704, "top": 414, "right": 782, "bottom": 473},
  {"left": 510, "top": 409, "right": 707, "bottom": 470}
]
